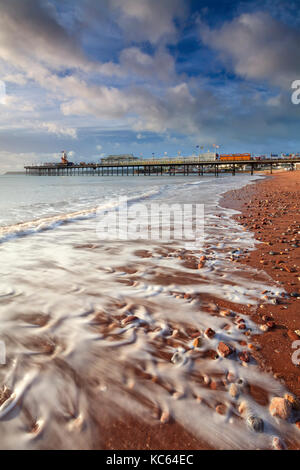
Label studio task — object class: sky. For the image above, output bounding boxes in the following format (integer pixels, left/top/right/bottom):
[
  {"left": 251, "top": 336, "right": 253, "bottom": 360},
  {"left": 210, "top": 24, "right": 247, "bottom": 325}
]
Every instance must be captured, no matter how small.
[{"left": 0, "top": 0, "right": 300, "bottom": 171}]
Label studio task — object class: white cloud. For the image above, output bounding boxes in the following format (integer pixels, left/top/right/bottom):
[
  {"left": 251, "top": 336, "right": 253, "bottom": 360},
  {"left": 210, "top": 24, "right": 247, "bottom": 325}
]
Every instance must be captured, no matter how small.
[
  {"left": 0, "top": 0, "right": 189, "bottom": 139},
  {"left": 1, "top": 94, "right": 35, "bottom": 112},
  {"left": 2, "top": 73, "right": 27, "bottom": 85},
  {"left": 120, "top": 47, "right": 177, "bottom": 82},
  {"left": 0, "top": 79, "right": 5, "bottom": 104},
  {"left": 37, "top": 122, "right": 77, "bottom": 139},
  {"left": 0, "top": 0, "right": 299, "bottom": 164},
  {"left": 199, "top": 12, "right": 300, "bottom": 88},
  {"left": 0, "top": 0, "right": 122, "bottom": 78},
  {"left": 109, "top": 0, "right": 187, "bottom": 44},
  {"left": 0, "top": 150, "right": 62, "bottom": 173}
]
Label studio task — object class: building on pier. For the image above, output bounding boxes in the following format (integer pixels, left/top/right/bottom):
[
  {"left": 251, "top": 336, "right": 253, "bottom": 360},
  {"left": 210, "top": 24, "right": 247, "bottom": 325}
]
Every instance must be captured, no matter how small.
[
  {"left": 101, "top": 154, "right": 139, "bottom": 164},
  {"left": 197, "top": 152, "right": 217, "bottom": 161}
]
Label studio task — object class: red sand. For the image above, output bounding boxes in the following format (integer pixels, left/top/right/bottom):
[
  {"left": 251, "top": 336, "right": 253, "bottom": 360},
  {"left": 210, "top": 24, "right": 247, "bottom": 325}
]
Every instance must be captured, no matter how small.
[
  {"left": 221, "top": 170, "right": 300, "bottom": 398},
  {"left": 98, "top": 170, "right": 300, "bottom": 450}
]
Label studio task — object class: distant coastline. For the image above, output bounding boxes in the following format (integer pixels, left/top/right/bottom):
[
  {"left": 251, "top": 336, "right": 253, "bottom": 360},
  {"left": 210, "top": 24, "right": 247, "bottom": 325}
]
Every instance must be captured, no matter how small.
[{"left": 3, "top": 171, "right": 26, "bottom": 175}]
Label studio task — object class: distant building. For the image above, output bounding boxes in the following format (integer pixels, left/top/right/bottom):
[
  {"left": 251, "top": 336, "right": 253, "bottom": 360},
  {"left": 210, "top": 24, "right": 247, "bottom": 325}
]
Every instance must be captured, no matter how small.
[{"left": 101, "top": 154, "right": 139, "bottom": 163}]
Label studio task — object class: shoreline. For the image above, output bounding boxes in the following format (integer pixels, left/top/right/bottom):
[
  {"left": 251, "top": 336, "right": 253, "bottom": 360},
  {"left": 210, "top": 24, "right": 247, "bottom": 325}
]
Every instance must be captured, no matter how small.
[
  {"left": 220, "top": 170, "right": 300, "bottom": 402},
  {"left": 0, "top": 171, "right": 299, "bottom": 450},
  {"left": 97, "top": 170, "right": 300, "bottom": 450}
]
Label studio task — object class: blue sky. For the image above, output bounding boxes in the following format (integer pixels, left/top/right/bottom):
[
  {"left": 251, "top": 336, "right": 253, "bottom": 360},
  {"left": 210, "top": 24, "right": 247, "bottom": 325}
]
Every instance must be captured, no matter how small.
[{"left": 0, "top": 0, "right": 300, "bottom": 171}]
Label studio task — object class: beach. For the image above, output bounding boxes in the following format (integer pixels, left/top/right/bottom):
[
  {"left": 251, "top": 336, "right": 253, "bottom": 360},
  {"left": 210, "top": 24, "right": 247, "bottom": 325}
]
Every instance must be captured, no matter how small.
[
  {"left": 1, "top": 0, "right": 299, "bottom": 452},
  {"left": 0, "top": 172, "right": 299, "bottom": 450},
  {"left": 222, "top": 171, "right": 300, "bottom": 399},
  {"left": 94, "top": 170, "right": 300, "bottom": 450},
  {"left": 113, "top": 169, "right": 300, "bottom": 451}
]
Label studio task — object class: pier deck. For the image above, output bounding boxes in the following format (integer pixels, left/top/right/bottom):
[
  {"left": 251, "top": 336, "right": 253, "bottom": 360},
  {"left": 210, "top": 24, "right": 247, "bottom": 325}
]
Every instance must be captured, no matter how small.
[{"left": 24, "top": 157, "right": 300, "bottom": 176}]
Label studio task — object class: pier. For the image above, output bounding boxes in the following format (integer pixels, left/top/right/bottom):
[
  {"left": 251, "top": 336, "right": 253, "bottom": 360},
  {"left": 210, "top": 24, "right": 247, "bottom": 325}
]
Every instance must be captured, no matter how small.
[{"left": 24, "top": 157, "right": 300, "bottom": 177}]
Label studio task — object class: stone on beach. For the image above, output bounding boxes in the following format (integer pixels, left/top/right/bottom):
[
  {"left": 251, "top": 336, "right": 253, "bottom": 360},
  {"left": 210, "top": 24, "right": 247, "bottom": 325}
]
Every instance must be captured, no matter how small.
[
  {"left": 171, "top": 351, "right": 186, "bottom": 366},
  {"left": 215, "top": 404, "right": 227, "bottom": 415},
  {"left": 227, "top": 372, "right": 236, "bottom": 383},
  {"left": 160, "top": 411, "right": 170, "bottom": 424},
  {"left": 0, "top": 386, "right": 12, "bottom": 406},
  {"left": 269, "top": 397, "right": 292, "bottom": 420},
  {"left": 122, "top": 315, "right": 138, "bottom": 325},
  {"left": 173, "top": 391, "right": 184, "bottom": 400},
  {"left": 246, "top": 416, "right": 264, "bottom": 433},
  {"left": 284, "top": 394, "right": 300, "bottom": 411},
  {"left": 197, "top": 256, "right": 206, "bottom": 270},
  {"left": 272, "top": 436, "right": 285, "bottom": 450},
  {"left": 193, "top": 337, "right": 202, "bottom": 348},
  {"left": 229, "top": 383, "right": 239, "bottom": 398},
  {"left": 203, "top": 374, "right": 211, "bottom": 385},
  {"left": 204, "top": 328, "right": 215, "bottom": 339},
  {"left": 238, "top": 401, "right": 248, "bottom": 415},
  {"left": 238, "top": 351, "right": 251, "bottom": 363},
  {"left": 287, "top": 330, "right": 299, "bottom": 341},
  {"left": 217, "top": 342, "right": 234, "bottom": 358},
  {"left": 260, "top": 324, "right": 269, "bottom": 332},
  {"left": 220, "top": 309, "right": 232, "bottom": 317}
]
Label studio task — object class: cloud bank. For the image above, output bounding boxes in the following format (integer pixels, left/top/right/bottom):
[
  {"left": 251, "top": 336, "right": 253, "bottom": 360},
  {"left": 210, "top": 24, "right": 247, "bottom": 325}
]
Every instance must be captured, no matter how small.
[{"left": 0, "top": 0, "right": 299, "bottom": 170}]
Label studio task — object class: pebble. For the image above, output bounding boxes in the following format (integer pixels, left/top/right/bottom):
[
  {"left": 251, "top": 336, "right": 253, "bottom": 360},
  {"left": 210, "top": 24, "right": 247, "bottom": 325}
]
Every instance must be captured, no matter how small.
[
  {"left": 203, "top": 374, "right": 211, "bottom": 385},
  {"left": 217, "top": 342, "right": 234, "bottom": 358},
  {"left": 238, "top": 401, "right": 247, "bottom": 415},
  {"left": 284, "top": 393, "right": 300, "bottom": 411},
  {"left": 269, "top": 397, "right": 292, "bottom": 420},
  {"left": 210, "top": 380, "right": 219, "bottom": 390},
  {"left": 238, "top": 351, "right": 251, "bottom": 363},
  {"left": 236, "top": 378, "right": 247, "bottom": 389},
  {"left": 204, "top": 328, "right": 216, "bottom": 339},
  {"left": 246, "top": 415, "right": 264, "bottom": 433},
  {"left": 227, "top": 372, "right": 235, "bottom": 383},
  {"left": 260, "top": 324, "right": 269, "bottom": 332},
  {"left": 173, "top": 391, "right": 184, "bottom": 400},
  {"left": 160, "top": 411, "right": 170, "bottom": 424},
  {"left": 220, "top": 309, "right": 232, "bottom": 317},
  {"left": 287, "top": 330, "right": 299, "bottom": 341},
  {"left": 122, "top": 315, "right": 138, "bottom": 325},
  {"left": 0, "top": 386, "right": 12, "bottom": 406},
  {"left": 216, "top": 404, "right": 227, "bottom": 415},
  {"left": 171, "top": 351, "right": 185, "bottom": 366},
  {"left": 193, "top": 337, "right": 202, "bottom": 348},
  {"left": 272, "top": 436, "right": 285, "bottom": 450},
  {"left": 229, "top": 383, "right": 239, "bottom": 398}
]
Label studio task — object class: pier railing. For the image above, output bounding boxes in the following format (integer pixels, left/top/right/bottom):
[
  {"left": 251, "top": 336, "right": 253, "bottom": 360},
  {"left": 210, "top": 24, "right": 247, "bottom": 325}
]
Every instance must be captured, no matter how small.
[{"left": 24, "top": 157, "right": 300, "bottom": 176}]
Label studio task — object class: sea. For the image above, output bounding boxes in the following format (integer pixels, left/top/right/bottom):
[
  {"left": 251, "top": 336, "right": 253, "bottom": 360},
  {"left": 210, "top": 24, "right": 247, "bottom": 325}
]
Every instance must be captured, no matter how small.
[{"left": 0, "top": 174, "right": 297, "bottom": 449}]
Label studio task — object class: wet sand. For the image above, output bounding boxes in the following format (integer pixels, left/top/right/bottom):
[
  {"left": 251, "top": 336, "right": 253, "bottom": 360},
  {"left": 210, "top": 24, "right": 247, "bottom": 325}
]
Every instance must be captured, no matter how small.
[
  {"left": 93, "top": 170, "right": 300, "bottom": 450},
  {"left": 106, "top": 171, "right": 300, "bottom": 449},
  {"left": 1, "top": 171, "right": 299, "bottom": 450}
]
